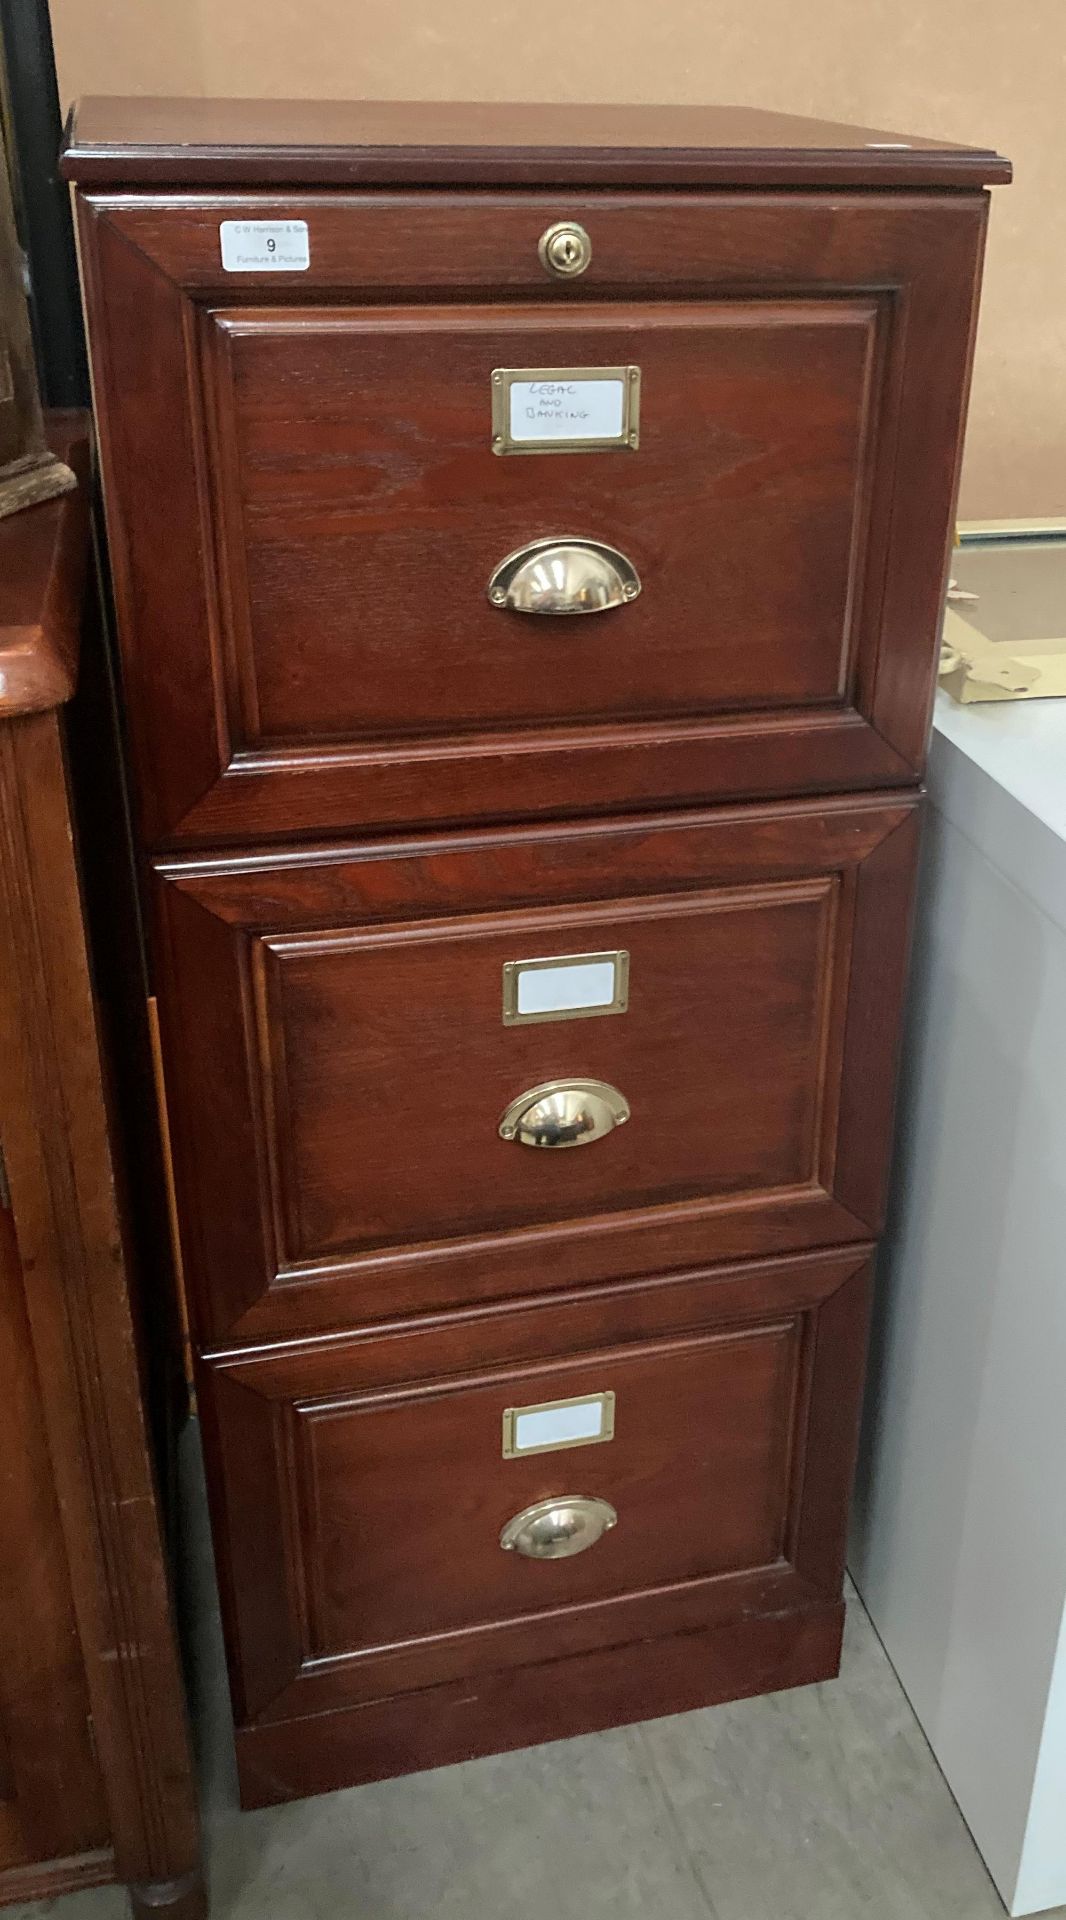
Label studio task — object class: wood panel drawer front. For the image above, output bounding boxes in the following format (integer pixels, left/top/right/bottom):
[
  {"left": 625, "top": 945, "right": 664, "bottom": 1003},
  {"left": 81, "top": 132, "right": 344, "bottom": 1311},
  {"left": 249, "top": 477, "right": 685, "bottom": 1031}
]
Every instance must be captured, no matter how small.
[
  {"left": 154, "top": 796, "right": 917, "bottom": 1342},
  {"left": 201, "top": 1246, "right": 872, "bottom": 1728},
  {"left": 79, "top": 190, "right": 987, "bottom": 842},
  {"left": 203, "top": 300, "right": 874, "bottom": 741}
]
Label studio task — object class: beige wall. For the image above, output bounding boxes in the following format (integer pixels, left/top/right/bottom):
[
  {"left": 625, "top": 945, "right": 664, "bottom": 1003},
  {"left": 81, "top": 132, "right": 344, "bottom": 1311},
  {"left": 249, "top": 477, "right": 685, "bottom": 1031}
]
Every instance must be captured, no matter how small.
[{"left": 50, "top": 0, "right": 1063, "bottom": 516}]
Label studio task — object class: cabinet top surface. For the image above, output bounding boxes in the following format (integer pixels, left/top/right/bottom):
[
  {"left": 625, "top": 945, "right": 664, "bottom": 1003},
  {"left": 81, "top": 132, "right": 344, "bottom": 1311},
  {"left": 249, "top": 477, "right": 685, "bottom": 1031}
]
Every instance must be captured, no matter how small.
[{"left": 62, "top": 96, "right": 1011, "bottom": 189}]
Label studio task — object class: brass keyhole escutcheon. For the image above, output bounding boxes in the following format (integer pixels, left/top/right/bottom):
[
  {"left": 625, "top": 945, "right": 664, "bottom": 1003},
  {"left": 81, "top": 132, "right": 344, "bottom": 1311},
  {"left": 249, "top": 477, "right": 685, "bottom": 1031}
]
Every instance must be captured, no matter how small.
[{"left": 539, "top": 221, "right": 592, "bottom": 279}]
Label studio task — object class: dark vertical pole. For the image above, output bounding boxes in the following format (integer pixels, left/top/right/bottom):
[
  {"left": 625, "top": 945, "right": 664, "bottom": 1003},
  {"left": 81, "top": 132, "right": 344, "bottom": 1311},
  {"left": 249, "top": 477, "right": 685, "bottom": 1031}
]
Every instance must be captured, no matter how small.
[{"left": 0, "top": 0, "right": 88, "bottom": 406}]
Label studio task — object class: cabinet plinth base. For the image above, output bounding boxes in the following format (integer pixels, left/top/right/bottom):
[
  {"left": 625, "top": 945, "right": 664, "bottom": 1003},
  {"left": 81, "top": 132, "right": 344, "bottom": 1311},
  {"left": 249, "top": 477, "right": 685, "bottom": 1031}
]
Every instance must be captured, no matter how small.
[{"left": 235, "top": 1599, "right": 844, "bottom": 1809}]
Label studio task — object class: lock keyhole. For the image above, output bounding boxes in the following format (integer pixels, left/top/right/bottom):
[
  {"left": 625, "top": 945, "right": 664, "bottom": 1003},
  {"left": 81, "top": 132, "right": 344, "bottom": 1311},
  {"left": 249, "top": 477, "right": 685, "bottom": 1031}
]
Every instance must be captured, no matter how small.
[{"left": 538, "top": 221, "right": 592, "bottom": 279}]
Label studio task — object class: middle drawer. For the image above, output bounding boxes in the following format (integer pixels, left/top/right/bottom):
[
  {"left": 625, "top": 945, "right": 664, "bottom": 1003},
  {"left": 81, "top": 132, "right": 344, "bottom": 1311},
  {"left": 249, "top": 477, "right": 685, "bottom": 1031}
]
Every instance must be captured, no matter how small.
[{"left": 154, "top": 793, "right": 917, "bottom": 1345}]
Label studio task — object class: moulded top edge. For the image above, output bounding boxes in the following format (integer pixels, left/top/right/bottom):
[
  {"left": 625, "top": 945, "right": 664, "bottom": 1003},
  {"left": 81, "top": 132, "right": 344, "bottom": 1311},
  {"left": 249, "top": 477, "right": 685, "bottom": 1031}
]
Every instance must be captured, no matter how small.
[{"left": 60, "top": 97, "right": 1013, "bottom": 191}]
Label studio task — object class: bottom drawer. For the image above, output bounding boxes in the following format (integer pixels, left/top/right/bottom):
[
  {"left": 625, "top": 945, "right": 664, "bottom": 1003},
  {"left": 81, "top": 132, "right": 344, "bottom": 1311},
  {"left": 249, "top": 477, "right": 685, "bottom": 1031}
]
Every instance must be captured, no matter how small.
[{"left": 201, "top": 1242, "right": 873, "bottom": 1806}]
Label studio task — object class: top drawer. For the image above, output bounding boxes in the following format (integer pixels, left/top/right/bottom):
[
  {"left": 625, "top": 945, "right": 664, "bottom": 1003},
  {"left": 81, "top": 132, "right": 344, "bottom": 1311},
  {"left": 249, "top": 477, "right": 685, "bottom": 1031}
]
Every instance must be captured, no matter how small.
[{"left": 78, "top": 191, "right": 988, "bottom": 845}]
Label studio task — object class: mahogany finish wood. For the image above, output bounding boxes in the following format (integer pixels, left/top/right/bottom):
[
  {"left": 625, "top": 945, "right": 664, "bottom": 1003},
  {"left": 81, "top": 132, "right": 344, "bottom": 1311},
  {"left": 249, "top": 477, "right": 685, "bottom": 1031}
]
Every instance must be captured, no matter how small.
[
  {"left": 62, "top": 97, "right": 1011, "bottom": 191},
  {"left": 237, "top": 1603, "right": 845, "bottom": 1807},
  {"left": 152, "top": 795, "right": 917, "bottom": 1343},
  {"left": 74, "top": 189, "right": 985, "bottom": 843},
  {"left": 68, "top": 104, "right": 1007, "bottom": 1807},
  {"left": 0, "top": 420, "right": 204, "bottom": 1916},
  {"left": 0, "top": 1198, "right": 108, "bottom": 1882},
  {"left": 206, "top": 301, "right": 876, "bottom": 740},
  {"left": 199, "top": 1245, "right": 872, "bottom": 1785},
  {"left": 0, "top": 418, "right": 86, "bottom": 709}
]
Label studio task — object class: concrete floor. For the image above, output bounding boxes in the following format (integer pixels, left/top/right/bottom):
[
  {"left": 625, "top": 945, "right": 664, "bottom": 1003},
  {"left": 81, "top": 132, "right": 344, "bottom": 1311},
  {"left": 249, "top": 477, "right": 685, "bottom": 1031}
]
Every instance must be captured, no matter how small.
[{"left": 13, "top": 1427, "right": 1061, "bottom": 1920}]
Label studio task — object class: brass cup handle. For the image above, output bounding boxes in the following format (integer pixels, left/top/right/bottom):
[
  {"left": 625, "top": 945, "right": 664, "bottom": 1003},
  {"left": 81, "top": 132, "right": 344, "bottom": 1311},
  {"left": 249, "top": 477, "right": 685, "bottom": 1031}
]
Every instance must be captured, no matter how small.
[
  {"left": 487, "top": 538, "right": 641, "bottom": 616},
  {"left": 498, "top": 1078, "right": 630, "bottom": 1149},
  {"left": 500, "top": 1495, "right": 618, "bottom": 1560}
]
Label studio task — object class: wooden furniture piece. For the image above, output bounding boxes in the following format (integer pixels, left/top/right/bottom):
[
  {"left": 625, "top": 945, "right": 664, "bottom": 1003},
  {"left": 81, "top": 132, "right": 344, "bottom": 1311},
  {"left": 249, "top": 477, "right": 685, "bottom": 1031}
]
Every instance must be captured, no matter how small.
[
  {"left": 64, "top": 100, "right": 1010, "bottom": 1809},
  {"left": 0, "top": 416, "right": 204, "bottom": 1916}
]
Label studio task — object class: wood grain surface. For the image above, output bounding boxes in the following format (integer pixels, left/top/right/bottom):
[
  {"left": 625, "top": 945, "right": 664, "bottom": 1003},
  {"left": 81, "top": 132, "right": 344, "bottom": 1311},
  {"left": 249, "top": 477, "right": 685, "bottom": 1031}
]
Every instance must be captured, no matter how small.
[
  {"left": 0, "top": 416, "right": 88, "bottom": 714},
  {"left": 78, "top": 189, "right": 984, "bottom": 844},
  {"left": 69, "top": 110, "right": 993, "bottom": 1803},
  {"left": 0, "top": 423, "right": 204, "bottom": 1912},
  {"left": 61, "top": 97, "right": 1011, "bottom": 190},
  {"left": 152, "top": 794, "right": 916, "bottom": 1344},
  {"left": 197, "top": 1242, "right": 871, "bottom": 1785}
]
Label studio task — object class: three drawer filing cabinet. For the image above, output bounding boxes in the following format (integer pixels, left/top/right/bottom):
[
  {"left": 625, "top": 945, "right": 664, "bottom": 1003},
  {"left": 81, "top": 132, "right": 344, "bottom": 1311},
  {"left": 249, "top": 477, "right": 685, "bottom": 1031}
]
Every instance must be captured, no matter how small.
[{"left": 64, "top": 99, "right": 1009, "bottom": 1807}]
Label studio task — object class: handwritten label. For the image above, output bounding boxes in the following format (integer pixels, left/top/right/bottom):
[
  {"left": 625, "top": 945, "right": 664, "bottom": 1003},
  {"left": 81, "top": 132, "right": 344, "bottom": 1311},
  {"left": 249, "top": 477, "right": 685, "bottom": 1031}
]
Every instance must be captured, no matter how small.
[
  {"left": 219, "top": 220, "right": 310, "bottom": 272},
  {"left": 509, "top": 377, "right": 626, "bottom": 444}
]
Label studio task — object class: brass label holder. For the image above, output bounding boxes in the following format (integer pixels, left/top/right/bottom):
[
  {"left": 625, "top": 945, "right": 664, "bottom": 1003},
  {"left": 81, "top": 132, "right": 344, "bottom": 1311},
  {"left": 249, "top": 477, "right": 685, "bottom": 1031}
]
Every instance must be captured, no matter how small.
[
  {"left": 492, "top": 365, "right": 640, "bottom": 455},
  {"left": 502, "top": 1390, "right": 616, "bottom": 1458},
  {"left": 502, "top": 950, "right": 629, "bottom": 1025}
]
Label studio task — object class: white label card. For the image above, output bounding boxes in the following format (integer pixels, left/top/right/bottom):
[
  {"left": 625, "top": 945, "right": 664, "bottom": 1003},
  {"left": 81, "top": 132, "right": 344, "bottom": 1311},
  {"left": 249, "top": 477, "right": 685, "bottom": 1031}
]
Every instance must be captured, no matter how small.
[
  {"left": 503, "top": 1392, "right": 615, "bottom": 1457},
  {"left": 517, "top": 960, "right": 616, "bottom": 1017},
  {"left": 515, "top": 1401, "right": 605, "bottom": 1450},
  {"left": 219, "top": 220, "right": 310, "bottom": 272},
  {"left": 509, "top": 378, "right": 626, "bottom": 444},
  {"left": 502, "top": 950, "right": 628, "bottom": 1026}
]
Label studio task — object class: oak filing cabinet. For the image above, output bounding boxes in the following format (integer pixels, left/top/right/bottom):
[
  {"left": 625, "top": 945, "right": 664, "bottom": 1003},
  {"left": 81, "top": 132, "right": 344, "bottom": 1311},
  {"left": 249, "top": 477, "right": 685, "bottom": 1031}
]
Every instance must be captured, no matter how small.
[{"left": 64, "top": 99, "right": 1010, "bottom": 1807}]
